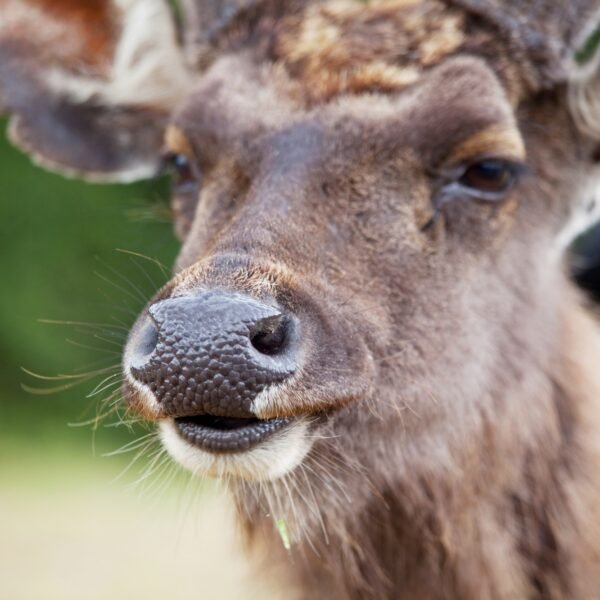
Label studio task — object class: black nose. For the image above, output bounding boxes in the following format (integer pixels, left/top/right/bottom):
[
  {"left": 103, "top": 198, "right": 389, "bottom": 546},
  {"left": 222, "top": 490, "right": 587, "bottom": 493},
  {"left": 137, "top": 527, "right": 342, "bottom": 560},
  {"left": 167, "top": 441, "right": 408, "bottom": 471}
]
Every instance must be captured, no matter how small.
[{"left": 127, "top": 290, "right": 297, "bottom": 417}]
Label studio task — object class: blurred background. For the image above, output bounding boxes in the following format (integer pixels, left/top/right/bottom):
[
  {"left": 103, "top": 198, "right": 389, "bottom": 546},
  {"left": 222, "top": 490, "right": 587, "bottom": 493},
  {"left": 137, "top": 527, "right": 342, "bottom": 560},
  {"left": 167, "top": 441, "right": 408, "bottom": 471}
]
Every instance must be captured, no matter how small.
[{"left": 0, "top": 119, "right": 257, "bottom": 600}]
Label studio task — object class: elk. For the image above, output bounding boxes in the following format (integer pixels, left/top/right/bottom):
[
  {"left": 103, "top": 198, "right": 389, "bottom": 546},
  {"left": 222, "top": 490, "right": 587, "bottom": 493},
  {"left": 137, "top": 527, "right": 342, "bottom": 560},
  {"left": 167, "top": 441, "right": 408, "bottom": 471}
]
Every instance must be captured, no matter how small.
[{"left": 2, "top": 0, "right": 600, "bottom": 597}]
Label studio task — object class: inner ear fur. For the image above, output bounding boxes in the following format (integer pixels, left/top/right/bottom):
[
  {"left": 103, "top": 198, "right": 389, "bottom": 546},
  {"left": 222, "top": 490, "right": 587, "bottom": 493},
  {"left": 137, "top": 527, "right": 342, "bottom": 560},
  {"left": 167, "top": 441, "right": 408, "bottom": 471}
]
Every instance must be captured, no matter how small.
[
  {"left": 558, "top": 23, "right": 600, "bottom": 248},
  {"left": 570, "top": 25, "right": 600, "bottom": 144},
  {"left": 0, "top": 0, "right": 191, "bottom": 182}
]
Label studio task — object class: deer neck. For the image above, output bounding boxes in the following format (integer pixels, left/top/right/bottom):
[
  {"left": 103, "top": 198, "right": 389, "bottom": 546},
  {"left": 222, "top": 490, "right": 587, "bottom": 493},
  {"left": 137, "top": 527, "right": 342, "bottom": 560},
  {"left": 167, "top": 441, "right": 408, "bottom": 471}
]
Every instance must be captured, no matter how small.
[{"left": 233, "top": 283, "right": 600, "bottom": 599}]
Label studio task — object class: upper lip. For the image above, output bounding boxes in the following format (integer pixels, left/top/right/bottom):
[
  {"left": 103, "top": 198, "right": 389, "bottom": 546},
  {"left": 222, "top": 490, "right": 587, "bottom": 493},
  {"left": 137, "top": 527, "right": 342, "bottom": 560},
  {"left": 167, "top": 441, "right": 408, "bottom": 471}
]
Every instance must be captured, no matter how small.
[{"left": 173, "top": 413, "right": 292, "bottom": 453}]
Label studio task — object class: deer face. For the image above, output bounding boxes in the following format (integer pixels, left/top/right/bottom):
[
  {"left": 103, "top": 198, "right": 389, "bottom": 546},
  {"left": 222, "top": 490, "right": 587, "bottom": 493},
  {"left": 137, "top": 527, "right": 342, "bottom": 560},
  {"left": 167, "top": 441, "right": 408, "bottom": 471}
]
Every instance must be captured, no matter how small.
[
  {"left": 123, "top": 51, "right": 593, "bottom": 480},
  {"left": 2, "top": 0, "right": 599, "bottom": 482}
]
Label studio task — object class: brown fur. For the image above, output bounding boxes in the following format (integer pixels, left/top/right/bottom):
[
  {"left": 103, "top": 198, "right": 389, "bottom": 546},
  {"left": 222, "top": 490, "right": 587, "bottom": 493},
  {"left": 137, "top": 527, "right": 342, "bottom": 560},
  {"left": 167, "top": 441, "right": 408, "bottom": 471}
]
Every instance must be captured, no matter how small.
[
  {"left": 26, "top": 0, "right": 117, "bottom": 68},
  {"left": 0, "top": 0, "right": 117, "bottom": 71},
  {"left": 275, "top": 0, "right": 465, "bottom": 101},
  {"left": 163, "top": 53, "right": 600, "bottom": 597},
  {"left": 2, "top": 1, "right": 600, "bottom": 598}
]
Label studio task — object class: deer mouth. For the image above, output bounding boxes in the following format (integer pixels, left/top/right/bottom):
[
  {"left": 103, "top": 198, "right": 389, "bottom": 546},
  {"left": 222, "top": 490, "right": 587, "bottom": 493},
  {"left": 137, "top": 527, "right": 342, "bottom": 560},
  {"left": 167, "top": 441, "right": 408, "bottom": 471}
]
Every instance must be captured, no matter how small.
[{"left": 173, "top": 414, "right": 292, "bottom": 453}]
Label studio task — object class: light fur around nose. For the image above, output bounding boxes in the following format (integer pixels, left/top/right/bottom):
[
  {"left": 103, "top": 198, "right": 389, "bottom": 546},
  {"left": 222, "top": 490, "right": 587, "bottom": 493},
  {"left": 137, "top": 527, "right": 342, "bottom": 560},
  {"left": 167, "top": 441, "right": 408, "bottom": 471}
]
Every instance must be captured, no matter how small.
[{"left": 159, "top": 418, "right": 313, "bottom": 481}]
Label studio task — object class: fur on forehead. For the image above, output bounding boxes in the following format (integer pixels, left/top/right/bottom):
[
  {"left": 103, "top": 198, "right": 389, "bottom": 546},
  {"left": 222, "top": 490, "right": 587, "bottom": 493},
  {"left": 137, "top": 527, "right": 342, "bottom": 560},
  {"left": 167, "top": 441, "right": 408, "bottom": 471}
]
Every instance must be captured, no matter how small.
[
  {"left": 191, "top": 0, "right": 525, "bottom": 106},
  {"left": 186, "top": 0, "right": 599, "bottom": 109},
  {"left": 274, "top": 0, "right": 466, "bottom": 103}
]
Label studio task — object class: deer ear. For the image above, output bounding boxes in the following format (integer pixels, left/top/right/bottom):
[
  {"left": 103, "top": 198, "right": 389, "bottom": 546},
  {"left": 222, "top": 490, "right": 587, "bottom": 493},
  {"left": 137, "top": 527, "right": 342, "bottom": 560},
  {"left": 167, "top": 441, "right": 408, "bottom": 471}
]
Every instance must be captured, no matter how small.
[
  {"left": 569, "top": 25, "right": 600, "bottom": 143},
  {"left": 555, "top": 25, "right": 600, "bottom": 249},
  {"left": 455, "top": 1, "right": 600, "bottom": 88},
  {"left": 179, "top": 0, "right": 263, "bottom": 67},
  {"left": 0, "top": 0, "right": 191, "bottom": 182}
]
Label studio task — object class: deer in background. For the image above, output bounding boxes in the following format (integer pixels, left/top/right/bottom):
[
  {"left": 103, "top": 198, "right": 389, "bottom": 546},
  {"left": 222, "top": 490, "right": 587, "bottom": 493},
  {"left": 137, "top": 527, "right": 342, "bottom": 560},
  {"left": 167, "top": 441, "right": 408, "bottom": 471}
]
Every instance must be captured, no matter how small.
[{"left": 2, "top": 0, "right": 600, "bottom": 597}]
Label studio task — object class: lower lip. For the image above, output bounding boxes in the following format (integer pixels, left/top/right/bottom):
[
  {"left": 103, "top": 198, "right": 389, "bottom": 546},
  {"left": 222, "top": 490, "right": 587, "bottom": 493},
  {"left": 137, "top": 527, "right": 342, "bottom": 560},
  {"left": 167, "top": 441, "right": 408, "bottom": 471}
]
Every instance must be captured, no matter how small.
[{"left": 173, "top": 414, "right": 291, "bottom": 453}]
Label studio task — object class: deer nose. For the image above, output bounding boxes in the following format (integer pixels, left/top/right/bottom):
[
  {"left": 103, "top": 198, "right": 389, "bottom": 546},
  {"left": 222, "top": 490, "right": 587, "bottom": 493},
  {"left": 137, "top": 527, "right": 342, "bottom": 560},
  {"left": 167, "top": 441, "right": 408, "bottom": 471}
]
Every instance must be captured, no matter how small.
[{"left": 127, "top": 291, "right": 297, "bottom": 417}]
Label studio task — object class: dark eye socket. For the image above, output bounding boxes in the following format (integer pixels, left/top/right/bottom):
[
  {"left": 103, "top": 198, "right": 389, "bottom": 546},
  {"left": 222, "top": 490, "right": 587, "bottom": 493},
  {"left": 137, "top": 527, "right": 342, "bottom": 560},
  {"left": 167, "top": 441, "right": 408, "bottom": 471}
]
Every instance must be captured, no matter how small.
[
  {"left": 161, "top": 152, "right": 199, "bottom": 192},
  {"left": 459, "top": 159, "right": 523, "bottom": 195}
]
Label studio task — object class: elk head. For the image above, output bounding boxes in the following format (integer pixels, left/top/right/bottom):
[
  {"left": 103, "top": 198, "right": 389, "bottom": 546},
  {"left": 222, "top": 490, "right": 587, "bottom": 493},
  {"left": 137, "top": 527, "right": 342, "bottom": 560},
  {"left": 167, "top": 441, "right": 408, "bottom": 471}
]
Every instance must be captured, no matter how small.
[{"left": 2, "top": 0, "right": 600, "bottom": 549}]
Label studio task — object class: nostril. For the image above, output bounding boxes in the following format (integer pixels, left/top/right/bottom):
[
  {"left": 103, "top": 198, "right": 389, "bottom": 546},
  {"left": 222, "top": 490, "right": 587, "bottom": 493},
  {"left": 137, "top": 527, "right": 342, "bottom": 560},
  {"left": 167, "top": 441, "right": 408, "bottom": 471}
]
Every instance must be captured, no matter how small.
[
  {"left": 250, "top": 315, "right": 291, "bottom": 356},
  {"left": 129, "top": 318, "right": 159, "bottom": 370},
  {"left": 126, "top": 292, "right": 300, "bottom": 417}
]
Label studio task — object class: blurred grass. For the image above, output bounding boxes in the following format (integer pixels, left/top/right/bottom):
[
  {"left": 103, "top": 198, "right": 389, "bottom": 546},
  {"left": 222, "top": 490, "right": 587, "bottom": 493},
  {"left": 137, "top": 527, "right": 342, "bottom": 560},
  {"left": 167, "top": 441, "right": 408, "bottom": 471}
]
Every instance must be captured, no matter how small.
[
  {"left": 0, "top": 118, "right": 178, "bottom": 453},
  {"left": 0, "top": 119, "right": 264, "bottom": 599}
]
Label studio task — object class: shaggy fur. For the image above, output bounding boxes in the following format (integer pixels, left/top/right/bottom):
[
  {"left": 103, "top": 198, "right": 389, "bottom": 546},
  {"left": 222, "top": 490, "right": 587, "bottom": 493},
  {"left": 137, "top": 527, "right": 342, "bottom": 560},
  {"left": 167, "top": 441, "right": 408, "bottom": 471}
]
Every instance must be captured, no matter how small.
[{"left": 2, "top": 1, "right": 600, "bottom": 598}]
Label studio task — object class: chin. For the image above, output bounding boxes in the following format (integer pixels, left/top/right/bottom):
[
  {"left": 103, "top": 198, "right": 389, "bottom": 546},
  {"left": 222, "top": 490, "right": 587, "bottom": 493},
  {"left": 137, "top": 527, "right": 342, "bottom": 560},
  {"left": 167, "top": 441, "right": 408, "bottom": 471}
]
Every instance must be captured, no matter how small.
[{"left": 159, "top": 417, "right": 314, "bottom": 481}]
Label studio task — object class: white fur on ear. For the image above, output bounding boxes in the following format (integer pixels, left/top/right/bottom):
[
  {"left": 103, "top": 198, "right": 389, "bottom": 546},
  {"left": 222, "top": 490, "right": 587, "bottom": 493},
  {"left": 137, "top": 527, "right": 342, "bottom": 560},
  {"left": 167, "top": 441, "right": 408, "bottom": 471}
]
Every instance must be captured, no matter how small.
[
  {"left": 569, "top": 22, "right": 600, "bottom": 140},
  {"left": 556, "top": 169, "right": 600, "bottom": 250},
  {"left": 110, "top": 0, "right": 192, "bottom": 109},
  {"left": 569, "top": 46, "right": 600, "bottom": 141},
  {"left": 44, "top": 0, "right": 192, "bottom": 111},
  {"left": 557, "top": 23, "right": 600, "bottom": 248}
]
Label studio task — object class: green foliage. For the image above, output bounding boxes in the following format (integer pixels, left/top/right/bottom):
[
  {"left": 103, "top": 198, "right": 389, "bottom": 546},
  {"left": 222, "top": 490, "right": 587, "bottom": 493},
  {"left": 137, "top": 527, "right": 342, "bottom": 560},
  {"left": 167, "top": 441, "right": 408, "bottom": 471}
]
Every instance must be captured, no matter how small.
[{"left": 0, "top": 120, "right": 179, "bottom": 451}]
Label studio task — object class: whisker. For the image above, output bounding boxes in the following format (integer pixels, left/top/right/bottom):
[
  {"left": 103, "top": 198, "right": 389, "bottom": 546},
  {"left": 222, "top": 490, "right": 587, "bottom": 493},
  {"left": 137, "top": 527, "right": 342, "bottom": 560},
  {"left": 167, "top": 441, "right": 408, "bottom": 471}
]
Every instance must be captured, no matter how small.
[
  {"left": 21, "top": 365, "right": 119, "bottom": 381},
  {"left": 103, "top": 432, "right": 158, "bottom": 457},
  {"left": 71, "top": 357, "right": 121, "bottom": 374},
  {"left": 109, "top": 313, "right": 135, "bottom": 331},
  {"left": 110, "top": 433, "right": 161, "bottom": 484},
  {"left": 92, "top": 330, "right": 127, "bottom": 344},
  {"left": 94, "top": 256, "right": 150, "bottom": 305},
  {"left": 86, "top": 373, "right": 122, "bottom": 398},
  {"left": 129, "top": 446, "right": 170, "bottom": 490},
  {"left": 38, "top": 318, "right": 129, "bottom": 332},
  {"left": 136, "top": 453, "right": 177, "bottom": 499},
  {"left": 127, "top": 254, "right": 163, "bottom": 294},
  {"left": 104, "top": 417, "right": 143, "bottom": 429},
  {"left": 22, "top": 378, "right": 108, "bottom": 395},
  {"left": 93, "top": 269, "right": 146, "bottom": 308},
  {"left": 95, "top": 301, "right": 139, "bottom": 318},
  {"left": 115, "top": 248, "right": 170, "bottom": 279},
  {"left": 298, "top": 463, "right": 329, "bottom": 545},
  {"left": 67, "top": 403, "right": 121, "bottom": 427},
  {"left": 65, "top": 338, "right": 122, "bottom": 354}
]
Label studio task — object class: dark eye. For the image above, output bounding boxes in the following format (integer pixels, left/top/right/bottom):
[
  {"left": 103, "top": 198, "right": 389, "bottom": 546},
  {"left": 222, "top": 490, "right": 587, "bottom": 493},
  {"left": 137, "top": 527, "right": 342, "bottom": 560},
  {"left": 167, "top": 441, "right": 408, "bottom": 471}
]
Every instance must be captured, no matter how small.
[
  {"left": 424, "top": 157, "right": 526, "bottom": 230},
  {"left": 459, "top": 159, "right": 522, "bottom": 195},
  {"left": 161, "top": 152, "right": 199, "bottom": 193}
]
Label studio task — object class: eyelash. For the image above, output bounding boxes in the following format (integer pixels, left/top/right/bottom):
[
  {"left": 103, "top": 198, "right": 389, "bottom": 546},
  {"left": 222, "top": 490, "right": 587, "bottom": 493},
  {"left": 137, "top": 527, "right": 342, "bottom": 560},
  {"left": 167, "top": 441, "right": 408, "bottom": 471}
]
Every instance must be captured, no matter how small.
[
  {"left": 423, "top": 158, "right": 528, "bottom": 230},
  {"left": 455, "top": 159, "right": 528, "bottom": 198}
]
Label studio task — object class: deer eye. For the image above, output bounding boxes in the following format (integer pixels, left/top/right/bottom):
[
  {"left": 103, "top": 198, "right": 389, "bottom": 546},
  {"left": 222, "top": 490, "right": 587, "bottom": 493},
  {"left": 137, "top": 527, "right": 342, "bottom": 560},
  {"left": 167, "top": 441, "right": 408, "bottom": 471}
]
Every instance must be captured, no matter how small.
[
  {"left": 425, "top": 157, "right": 527, "bottom": 230},
  {"left": 458, "top": 159, "right": 522, "bottom": 196},
  {"left": 161, "top": 152, "right": 199, "bottom": 193}
]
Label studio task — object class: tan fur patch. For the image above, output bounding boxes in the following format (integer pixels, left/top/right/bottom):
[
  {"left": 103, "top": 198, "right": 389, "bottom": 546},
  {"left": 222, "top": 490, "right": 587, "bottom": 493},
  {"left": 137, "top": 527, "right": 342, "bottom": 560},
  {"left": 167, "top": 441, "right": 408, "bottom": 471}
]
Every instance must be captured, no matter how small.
[
  {"left": 30, "top": 0, "right": 116, "bottom": 66},
  {"left": 275, "top": 0, "right": 465, "bottom": 102},
  {"left": 443, "top": 124, "right": 526, "bottom": 165},
  {"left": 165, "top": 125, "right": 195, "bottom": 157},
  {"left": 0, "top": 0, "right": 117, "bottom": 73}
]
